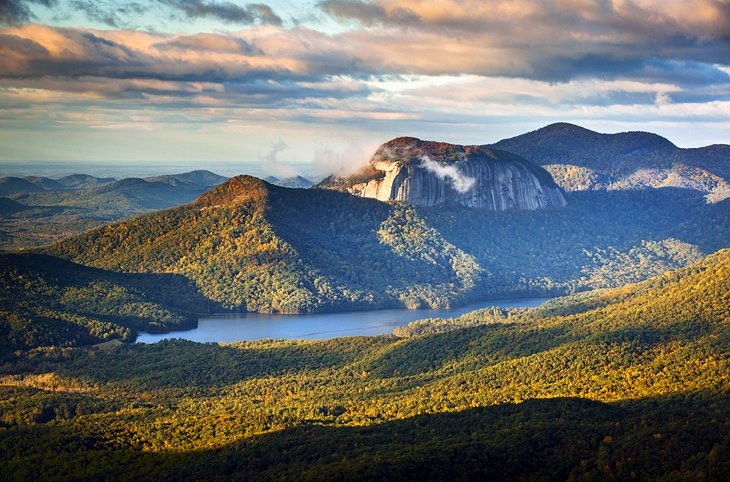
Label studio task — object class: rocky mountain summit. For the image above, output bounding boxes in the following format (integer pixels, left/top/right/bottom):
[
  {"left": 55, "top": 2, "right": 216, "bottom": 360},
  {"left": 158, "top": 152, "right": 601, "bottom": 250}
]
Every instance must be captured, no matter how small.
[{"left": 320, "top": 137, "right": 566, "bottom": 210}]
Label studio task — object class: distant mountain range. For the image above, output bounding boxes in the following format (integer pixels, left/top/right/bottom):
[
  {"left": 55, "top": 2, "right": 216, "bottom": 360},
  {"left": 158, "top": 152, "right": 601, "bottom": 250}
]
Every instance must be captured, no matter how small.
[
  {"left": 264, "top": 175, "right": 317, "bottom": 189},
  {"left": 0, "top": 174, "right": 116, "bottom": 195},
  {"left": 0, "top": 170, "right": 229, "bottom": 251},
  {"left": 0, "top": 170, "right": 229, "bottom": 196},
  {"left": 490, "top": 123, "right": 730, "bottom": 202}
]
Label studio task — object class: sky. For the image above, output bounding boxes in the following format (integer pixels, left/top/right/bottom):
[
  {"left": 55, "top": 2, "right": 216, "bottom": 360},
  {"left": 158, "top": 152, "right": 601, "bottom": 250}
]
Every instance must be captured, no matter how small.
[{"left": 0, "top": 0, "right": 729, "bottom": 176}]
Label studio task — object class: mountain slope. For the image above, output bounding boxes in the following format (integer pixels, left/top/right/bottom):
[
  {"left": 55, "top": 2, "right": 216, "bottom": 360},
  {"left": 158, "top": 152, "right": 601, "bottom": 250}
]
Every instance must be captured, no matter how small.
[
  {"left": 491, "top": 123, "right": 730, "bottom": 201},
  {"left": 0, "top": 177, "right": 44, "bottom": 196},
  {"left": 145, "top": 169, "right": 228, "bottom": 187},
  {"left": 396, "top": 247, "right": 730, "bottom": 337},
  {"left": 22, "top": 176, "right": 65, "bottom": 191},
  {"left": 56, "top": 174, "right": 116, "bottom": 189},
  {"left": 43, "top": 175, "right": 729, "bottom": 314},
  {"left": 0, "top": 198, "right": 28, "bottom": 216},
  {"left": 0, "top": 253, "right": 211, "bottom": 354},
  {"left": 45, "top": 176, "right": 482, "bottom": 312},
  {"left": 321, "top": 137, "right": 566, "bottom": 210},
  {"left": 1, "top": 172, "right": 224, "bottom": 251}
]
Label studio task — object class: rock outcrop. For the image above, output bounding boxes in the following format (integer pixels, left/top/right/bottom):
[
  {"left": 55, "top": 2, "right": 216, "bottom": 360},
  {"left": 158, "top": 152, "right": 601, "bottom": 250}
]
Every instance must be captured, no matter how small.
[{"left": 321, "top": 137, "right": 566, "bottom": 210}]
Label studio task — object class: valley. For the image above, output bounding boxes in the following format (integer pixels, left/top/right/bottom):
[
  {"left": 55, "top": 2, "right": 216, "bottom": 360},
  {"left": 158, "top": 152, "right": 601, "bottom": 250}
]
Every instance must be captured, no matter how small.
[
  {"left": 1, "top": 124, "right": 728, "bottom": 481},
  {"left": 1, "top": 249, "right": 727, "bottom": 480}
]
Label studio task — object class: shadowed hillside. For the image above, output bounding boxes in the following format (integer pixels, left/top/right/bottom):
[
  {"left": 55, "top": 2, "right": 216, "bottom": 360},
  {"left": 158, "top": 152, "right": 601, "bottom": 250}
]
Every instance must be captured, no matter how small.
[{"left": 41, "top": 175, "right": 729, "bottom": 315}]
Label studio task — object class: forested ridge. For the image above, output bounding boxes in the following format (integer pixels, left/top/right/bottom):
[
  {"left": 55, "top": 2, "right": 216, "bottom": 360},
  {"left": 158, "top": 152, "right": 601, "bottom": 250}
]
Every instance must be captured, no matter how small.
[
  {"left": 490, "top": 123, "right": 730, "bottom": 201},
  {"left": 42, "top": 175, "right": 729, "bottom": 316},
  {"left": 0, "top": 249, "right": 728, "bottom": 480},
  {"left": 0, "top": 253, "right": 212, "bottom": 355}
]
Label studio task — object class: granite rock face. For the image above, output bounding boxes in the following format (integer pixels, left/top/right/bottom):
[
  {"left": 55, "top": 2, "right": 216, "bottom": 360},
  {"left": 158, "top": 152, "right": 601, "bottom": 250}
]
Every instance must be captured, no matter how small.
[{"left": 322, "top": 137, "right": 567, "bottom": 211}]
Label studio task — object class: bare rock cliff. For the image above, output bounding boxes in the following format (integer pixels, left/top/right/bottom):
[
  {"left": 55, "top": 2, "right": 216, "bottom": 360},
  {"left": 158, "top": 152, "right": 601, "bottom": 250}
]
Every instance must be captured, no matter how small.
[{"left": 321, "top": 137, "right": 567, "bottom": 210}]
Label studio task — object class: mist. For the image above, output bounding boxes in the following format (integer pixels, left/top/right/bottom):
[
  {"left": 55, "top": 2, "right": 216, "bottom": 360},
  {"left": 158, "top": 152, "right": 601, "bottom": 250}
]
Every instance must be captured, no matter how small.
[
  {"left": 259, "top": 140, "right": 298, "bottom": 178},
  {"left": 420, "top": 155, "right": 476, "bottom": 193}
]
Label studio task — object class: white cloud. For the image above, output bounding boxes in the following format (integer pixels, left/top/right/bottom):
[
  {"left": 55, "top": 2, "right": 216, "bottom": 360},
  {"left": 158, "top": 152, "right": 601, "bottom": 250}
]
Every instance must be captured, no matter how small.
[{"left": 420, "top": 155, "right": 476, "bottom": 193}]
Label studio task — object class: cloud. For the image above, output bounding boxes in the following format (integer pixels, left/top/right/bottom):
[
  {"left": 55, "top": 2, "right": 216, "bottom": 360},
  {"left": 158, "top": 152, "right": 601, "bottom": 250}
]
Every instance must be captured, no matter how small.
[
  {"left": 157, "top": 0, "right": 282, "bottom": 26},
  {"left": 259, "top": 139, "right": 298, "bottom": 177},
  {"left": 319, "top": 0, "right": 420, "bottom": 27},
  {"left": 3, "top": 0, "right": 282, "bottom": 28},
  {"left": 0, "top": 1, "right": 728, "bottom": 155},
  {"left": 312, "top": 141, "right": 375, "bottom": 176},
  {"left": 69, "top": 1, "right": 147, "bottom": 28},
  {"left": 0, "top": 0, "right": 55, "bottom": 26},
  {"left": 420, "top": 155, "right": 476, "bottom": 193}
]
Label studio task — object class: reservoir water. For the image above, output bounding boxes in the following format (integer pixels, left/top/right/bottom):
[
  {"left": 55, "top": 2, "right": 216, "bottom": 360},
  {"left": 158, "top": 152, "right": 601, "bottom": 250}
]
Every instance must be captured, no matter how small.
[{"left": 136, "top": 297, "right": 552, "bottom": 344}]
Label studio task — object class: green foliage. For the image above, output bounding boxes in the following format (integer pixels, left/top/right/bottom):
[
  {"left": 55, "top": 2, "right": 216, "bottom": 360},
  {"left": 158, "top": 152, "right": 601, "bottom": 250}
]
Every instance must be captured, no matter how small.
[
  {"left": 543, "top": 163, "right": 613, "bottom": 191},
  {"left": 42, "top": 177, "right": 730, "bottom": 316},
  {"left": 0, "top": 253, "right": 212, "bottom": 355},
  {"left": 0, "top": 250, "right": 728, "bottom": 480}
]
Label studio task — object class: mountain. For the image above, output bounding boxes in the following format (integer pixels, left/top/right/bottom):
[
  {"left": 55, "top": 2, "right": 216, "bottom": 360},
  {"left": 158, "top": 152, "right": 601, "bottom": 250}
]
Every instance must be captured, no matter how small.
[
  {"left": 56, "top": 174, "right": 116, "bottom": 189},
  {"left": 1, "top": 173, "right": 224, "bottom": 251},
  {"left": 87, "top": 177, "right": 208, "bottom": 210},
  {"left": 1, "top": 249, "right": 728, "bottom": 479},
  {"left": 8, "top": 177, "right": 207, "bottom": 219},
  {"left": 490, "top": 123, "right": 730, "bottom": 201},
  {"left": 0, "top": 177, "right": 44, "bottom": 195},
  {"left": 43, "top": 174, "right": 728, "bottom": 314},
  {"left": 321, "top": 137, "right": 566, "bottom": 210},
  {"left": 22, "top": 176, "right": 65, "bottom": 191},
  {"left": 44, "top": 176, "right": 483, "bottom": 313},
  {"left": 145, "top": 169, "right": 228, "bottom": 187},
  {"left": 264, "top": 175, "right": 315, "bottom": 189},
  {"left": 0, "top": 253, "right": 211, "bottom": 354}
]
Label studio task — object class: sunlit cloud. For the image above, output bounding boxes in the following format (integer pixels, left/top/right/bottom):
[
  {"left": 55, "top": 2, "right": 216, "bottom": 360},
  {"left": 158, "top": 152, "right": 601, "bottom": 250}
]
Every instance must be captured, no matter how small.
[{"left": 0, "top": 0, "right": 727, "bottom": 165}]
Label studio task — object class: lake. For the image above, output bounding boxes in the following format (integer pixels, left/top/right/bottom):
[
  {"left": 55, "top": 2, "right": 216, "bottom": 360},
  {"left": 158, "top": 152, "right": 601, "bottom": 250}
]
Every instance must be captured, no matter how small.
[{"left": 136, "top": 297, "right": 552, "bottom": 344}]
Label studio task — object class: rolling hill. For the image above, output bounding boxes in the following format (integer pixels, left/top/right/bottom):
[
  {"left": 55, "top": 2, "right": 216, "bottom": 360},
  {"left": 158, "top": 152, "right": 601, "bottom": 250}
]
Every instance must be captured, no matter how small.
[
  {"left": 0, "top": 252, "right": 211, "bottom": 355},
  {"left": 0, "top": 177, "right": 44, "bottom": 196}
]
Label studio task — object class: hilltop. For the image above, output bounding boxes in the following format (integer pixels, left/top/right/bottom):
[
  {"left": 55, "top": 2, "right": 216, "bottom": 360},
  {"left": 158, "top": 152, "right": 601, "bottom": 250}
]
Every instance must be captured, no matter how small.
[{"left": 491, "top": 123, "right": 730, "bottom": 201}]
